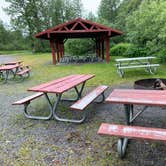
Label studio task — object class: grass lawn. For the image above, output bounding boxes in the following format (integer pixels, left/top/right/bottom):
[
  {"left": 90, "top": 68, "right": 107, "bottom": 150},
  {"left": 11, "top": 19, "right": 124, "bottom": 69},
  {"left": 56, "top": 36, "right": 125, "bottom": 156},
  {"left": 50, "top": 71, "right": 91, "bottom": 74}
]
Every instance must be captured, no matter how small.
[
  {"left": 0, "top": 51, "right": 166, "bottom": 165},
  {"left": 1, "top": 51, "right": 165, "bottom": 89}
]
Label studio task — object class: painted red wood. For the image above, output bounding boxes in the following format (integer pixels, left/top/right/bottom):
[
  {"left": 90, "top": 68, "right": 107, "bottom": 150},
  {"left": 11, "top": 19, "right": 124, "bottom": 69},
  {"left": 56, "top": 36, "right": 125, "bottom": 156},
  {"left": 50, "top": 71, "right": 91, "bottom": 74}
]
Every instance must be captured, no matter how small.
[
  {"left": 105, "top": 37, "right": 110, "bottom": 62},
  {"left": 13, "top": 92, "right": 44, "bottom": 105},
  {"left": 35, "top": 18, "right": 122, "bottom": 38},
  {"left": 16, "top": 69, "right": 30, "bottom": 75},
  {"left": 35, "top": 75, "right": 88, "bottom": 92},
  {"left": 50, "top": 40, "right": 56, "bottom": 64},
  {"left": 0, "top": 64, "right": 20, "bottom": 70},
  {"left": 35, "top": 18, "right": 123, "bottom": 65},
  {"left": 4, "top": 61, "right": 22, "bottom": 65},
  {"left": 106, "top": 89, "right": 166, "bottom": 107},
  {"left": 98, "top": 123, "right": 166, "bottom": 141},
  {"left": 28, "top": 75, "right": 76, "bottom": 91},
  {"left": 28, "top": 74, "right": 95, "bottom": 94},
  {"left": 70, "top": 85, "right": 108, "bottom": 111}
]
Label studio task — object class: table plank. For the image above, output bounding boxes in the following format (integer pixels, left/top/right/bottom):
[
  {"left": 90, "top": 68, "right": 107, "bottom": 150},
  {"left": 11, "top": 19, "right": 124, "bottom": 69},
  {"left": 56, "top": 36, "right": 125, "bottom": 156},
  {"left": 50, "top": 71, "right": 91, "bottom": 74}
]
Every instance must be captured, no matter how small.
[
  {"left": 28, "top": 75, "right": 77, "bottom": 91},
  {"left": 28, "top": 74, "right": 95, "bottom": 94},
  {"left": 106, "top": 89, "right": 166, "bottom": 107},
  {"left": 0, "top": 64, "right": 20, "bottom": 70},
  {"left": 115, "top": 56, "right": 155, "bottom": 62}
]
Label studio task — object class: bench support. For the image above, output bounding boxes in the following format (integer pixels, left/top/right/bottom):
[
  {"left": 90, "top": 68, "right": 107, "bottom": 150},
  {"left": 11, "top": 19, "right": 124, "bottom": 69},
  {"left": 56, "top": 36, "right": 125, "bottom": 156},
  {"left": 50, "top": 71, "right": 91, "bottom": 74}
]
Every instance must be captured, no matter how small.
[
  {"left": 61, "top": 81, "right": 85, "bottom": 102},
  {"left": 45, "top": 82, "right": 87, "bottom": 123},
  {"left": 46, "top": 93, "right": 87, "bottom": 123},
  {"left": 117, "top": 138, "right": 129, "bottom": 158},
  {"left": 124, "top": 104, "right": 149, "bottom": 125},
  {"left": 23, "top": 96, "right": 53, "bottom": 120}
]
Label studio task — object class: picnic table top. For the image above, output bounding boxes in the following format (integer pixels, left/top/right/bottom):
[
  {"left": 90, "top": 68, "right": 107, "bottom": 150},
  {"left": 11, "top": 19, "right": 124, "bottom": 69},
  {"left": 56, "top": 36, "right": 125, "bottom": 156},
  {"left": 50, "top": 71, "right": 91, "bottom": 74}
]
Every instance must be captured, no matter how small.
[
  {"left": 28, "top": 74, "right": 95, "bottom": 94},
  {"left": 0, "top": 64, "right": 20, "bottom": 70},
  {"left": 106, "top": 89, "right": 166, "bottom": 107},
  {"left": 3, "top": 61, "right": 23, "bottom": 65},
  {"left": 115, "top": 56, "right": 156, "bottom": 62}
]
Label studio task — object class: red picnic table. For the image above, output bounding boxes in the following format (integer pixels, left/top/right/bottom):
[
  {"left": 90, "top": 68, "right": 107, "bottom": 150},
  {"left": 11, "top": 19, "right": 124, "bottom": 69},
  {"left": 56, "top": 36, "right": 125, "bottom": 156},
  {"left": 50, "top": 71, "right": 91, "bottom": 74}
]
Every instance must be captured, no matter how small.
[
  {"left": 101, "top": 89, "right": 166, "bottom": 157},
  {"left": 0, "top": 64, "right": 20, "bottom": 83},
  {"left": 28, "top": 74, "right": 95, "bottom": 122},
  {"left": 3, "top": 60, "right": 23, "bottom": 65}
]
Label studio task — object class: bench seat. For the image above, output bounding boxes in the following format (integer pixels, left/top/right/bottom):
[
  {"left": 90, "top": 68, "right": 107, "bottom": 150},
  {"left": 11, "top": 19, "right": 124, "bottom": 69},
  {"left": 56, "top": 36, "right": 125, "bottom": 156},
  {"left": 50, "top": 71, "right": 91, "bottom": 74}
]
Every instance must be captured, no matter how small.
[
  {"left": 70, "top": 85, "right": 108, "bottom": 111},
  {"left": 16, "top": 69, "right": 30, "bottom": 76},
  {"left": 98, "top": 123, "right": 166, "bottom": 141},
  {"left": 118, "top": 64, "right": 160, "bottom": 69},
  {"left": 13, "top": 92, "right": 44, "bottom": 105},
  {"left": 12, "top": 92, "right": 53, "bottom": 120}
]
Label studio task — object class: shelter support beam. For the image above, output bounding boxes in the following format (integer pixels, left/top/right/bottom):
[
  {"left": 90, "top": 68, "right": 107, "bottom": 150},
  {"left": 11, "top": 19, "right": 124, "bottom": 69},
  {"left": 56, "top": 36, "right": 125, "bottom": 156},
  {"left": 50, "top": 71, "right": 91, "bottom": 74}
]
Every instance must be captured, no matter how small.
[
  {"left": 50, "top": 40, "right": 56, "bottom": 65},
  {"left": 105, "top": 37, "right": 110, "bottom": 63},
  {"left": 102, "top": 40, "right": 104, "bottom": 60}
]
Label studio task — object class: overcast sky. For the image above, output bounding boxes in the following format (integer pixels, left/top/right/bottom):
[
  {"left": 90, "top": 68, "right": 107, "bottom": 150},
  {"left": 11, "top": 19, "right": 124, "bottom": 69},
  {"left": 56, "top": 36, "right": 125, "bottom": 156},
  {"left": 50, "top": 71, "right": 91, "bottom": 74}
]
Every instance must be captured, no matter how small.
[{"left": 0, "top": 0, "right": 101, "bottom": 25}]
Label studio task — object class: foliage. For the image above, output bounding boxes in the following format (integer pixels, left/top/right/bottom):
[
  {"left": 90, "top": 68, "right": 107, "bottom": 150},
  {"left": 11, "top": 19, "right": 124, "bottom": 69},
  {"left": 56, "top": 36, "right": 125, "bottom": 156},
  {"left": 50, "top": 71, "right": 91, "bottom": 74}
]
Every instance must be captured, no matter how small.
[
  {"left": 110, "top": 43, "right": 132, "bottom": 56},
  {"left": 65, "top": 39, "right": 95, "bottom": 56},
  {"left": 98, "top": 0, "right": 121, "bottom": 23},
  {"left": 124, "top": 45, "right": 148, "bottom": 58},
  {"left": 156, "top": 49, "right": 166, "bottom": 64},
  {"left": 0, "top": 21, "right": 30, "bottom": 50},
  {"left": 110, "top": 43, "right": 148, "bottom": 57},
  {"left": 4, "top": 0, "right": 83, "bottom": 52},
  {"left": 125, "top": 0, "right": 166, "bottom": 55}
]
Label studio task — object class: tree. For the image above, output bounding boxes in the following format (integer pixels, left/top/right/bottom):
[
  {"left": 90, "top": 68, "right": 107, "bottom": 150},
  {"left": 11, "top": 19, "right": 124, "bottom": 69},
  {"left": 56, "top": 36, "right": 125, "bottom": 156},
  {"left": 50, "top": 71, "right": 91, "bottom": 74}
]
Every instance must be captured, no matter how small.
[
  {"left": 125, "top": 0, "right": 166, "bottom": 54},
  {"left": 98, "top": 0, "right": 121, "bottom": 23}
]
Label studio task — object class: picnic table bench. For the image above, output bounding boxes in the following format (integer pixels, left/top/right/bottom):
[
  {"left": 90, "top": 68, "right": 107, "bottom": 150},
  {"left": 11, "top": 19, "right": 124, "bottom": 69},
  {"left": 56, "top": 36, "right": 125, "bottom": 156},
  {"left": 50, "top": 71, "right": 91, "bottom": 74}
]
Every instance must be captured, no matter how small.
[
  {"left": 3, "top": 60, "right": 23, "bottom": 65},
  {"left": 98, "top": 89, "right": 166, "bottom": 158},
  {"left": 13, "top": 74, "right": 108, "bottom": 123},
  {"left": 0, "top": 64, "right": 20, "bottom": 83},
  {"left": 16, "top": 65, "right": 31, "bottom": 80},
  {"left": 115, "top": 56, "right": 159, "bottom": 77}
]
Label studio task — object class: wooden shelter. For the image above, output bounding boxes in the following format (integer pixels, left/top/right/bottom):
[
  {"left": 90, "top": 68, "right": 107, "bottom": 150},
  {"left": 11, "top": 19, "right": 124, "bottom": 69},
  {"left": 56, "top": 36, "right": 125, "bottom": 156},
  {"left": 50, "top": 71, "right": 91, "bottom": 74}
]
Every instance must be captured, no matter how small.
[{"left": 35, "top": 18, "right": 123, "bottom": 64}]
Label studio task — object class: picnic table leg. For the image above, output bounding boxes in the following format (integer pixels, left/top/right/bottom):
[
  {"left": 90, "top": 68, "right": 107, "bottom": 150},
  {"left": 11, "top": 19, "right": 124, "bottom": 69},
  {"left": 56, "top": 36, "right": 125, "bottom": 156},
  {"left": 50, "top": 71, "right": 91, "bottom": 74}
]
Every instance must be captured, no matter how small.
[
  {"left": 51, "top": 93, "right": 87, "bottom": 123},
  {"left": 61, "top": 81, "right": 86, "bottom": 102},
  {"left": 23, "top": 94, "right": 53, "bottom": 120},
  {"left": 117, "top": 137, "right": 129, "bottom": 158},
  {"left": 3, "top": 70, "right": 10, "bottom": 83},
  {"left": 117, "top": 62, "right": 124, "bottom": 77},
  {"left": 119, "top": 104, "right": 149, "bottom": 157}
]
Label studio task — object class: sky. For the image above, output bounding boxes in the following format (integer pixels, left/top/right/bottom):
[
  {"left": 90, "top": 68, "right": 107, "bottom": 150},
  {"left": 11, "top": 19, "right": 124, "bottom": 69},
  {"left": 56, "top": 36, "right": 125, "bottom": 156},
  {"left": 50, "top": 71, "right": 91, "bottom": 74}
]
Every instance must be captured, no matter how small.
[{"left": 0, "top": 0, "right": 101, "bottom": 25}]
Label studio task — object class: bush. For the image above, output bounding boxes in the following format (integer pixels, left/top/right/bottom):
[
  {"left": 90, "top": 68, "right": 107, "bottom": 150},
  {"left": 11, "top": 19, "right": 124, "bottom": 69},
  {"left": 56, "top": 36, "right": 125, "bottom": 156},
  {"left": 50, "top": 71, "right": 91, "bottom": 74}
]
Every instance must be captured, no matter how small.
[
  {"left": 157, "top": 49, "right": 166, "bottom": 63},
  {"left": 110, "top": 43, "right": 149, "bottom": 57},
  {"left": 110, "top": 43, "right": 132, "bottom": 56},
  {"left": 125, "top": 45, "right": 148, "bottom": 57},
  {"left": 65, "top": 39, "right": 95, "bottom": 56}
]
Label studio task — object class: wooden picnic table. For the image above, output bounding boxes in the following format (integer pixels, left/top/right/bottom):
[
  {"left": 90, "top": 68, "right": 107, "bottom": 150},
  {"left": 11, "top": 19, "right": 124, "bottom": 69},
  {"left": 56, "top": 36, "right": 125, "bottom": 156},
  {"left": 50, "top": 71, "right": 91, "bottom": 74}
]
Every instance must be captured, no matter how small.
[
  {"left": 3, "top": 60, "right": 23, "bottom": 65},
  {"left": 105, "top": 89, "right": 166, "bottom": 157},
  {"left": 0, "top": 64, "right": 20, "bottom": 83},
  {"left": 28, "top": 74, "right": 95, "bottom": 122},
  {"left": 115, "top": 56, "right": 159, "bottom": 77}
]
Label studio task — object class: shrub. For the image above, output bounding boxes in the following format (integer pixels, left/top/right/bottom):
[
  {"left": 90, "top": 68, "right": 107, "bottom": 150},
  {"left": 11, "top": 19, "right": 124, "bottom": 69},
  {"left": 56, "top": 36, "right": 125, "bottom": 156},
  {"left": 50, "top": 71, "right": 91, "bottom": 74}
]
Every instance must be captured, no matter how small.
[
  {"left": 157, "top": 49, "right": 166, "bottom": 63},
  {"left": 110, "top": 43, "right": 132, "bottom": 56},
  {"left": 65, "top": 39, "right": 95, "bottom": 56},
  {"left": 124, "top": 45, "right": 148, "bottom": 57}
]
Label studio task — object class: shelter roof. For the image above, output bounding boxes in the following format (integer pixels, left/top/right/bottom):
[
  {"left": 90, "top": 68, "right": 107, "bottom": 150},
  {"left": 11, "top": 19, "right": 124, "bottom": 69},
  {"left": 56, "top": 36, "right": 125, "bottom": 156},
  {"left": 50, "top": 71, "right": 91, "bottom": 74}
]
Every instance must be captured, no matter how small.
[{"left": 35, "top": 18, "right": 122, "bottom": 40}]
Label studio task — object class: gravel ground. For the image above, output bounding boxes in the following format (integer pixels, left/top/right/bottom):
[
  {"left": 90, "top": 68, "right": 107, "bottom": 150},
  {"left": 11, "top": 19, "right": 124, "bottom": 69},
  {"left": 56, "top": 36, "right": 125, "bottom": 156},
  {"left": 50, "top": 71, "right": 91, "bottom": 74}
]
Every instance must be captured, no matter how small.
[{"left": 0, "top": 55, "right": 166, "bottom": 166}]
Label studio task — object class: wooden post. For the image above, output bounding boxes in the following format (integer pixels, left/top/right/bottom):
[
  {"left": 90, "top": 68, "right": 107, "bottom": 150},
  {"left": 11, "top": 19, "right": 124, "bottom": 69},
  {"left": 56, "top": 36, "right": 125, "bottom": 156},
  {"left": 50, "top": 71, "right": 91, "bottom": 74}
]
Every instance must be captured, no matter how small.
[
  {"left": 105, "top": 37, "right": 110, "bottom": 62},
  {"left": 56, "top": 42, "right": 60, "bottom": 63},
  {"left": 102, "top": 40, "right": 104, "bottom": 60},
  {"left": 98, "top": 40, "right": 101, "bottom": 58},
  {"left": 50, "top": 40, "right": 56, "bottom": 64},
  {"left": 62, "top": 43, "right": 64, "bottom": 57}
]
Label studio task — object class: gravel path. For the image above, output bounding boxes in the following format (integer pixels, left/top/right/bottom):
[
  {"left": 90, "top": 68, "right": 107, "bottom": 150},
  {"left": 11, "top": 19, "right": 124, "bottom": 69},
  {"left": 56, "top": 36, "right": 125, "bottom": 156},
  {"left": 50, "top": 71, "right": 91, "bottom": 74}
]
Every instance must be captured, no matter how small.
[{"left": 0, "top": 55, "right": 166, "bottom": 166}]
